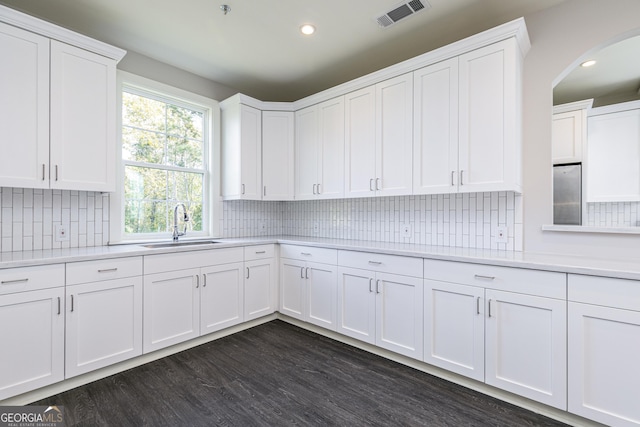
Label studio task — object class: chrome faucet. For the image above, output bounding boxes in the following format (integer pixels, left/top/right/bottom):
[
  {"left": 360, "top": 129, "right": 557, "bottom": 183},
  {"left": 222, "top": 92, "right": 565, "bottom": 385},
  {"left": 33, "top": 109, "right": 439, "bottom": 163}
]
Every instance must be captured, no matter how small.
[{"left": 172, "top": 203, "right": 190, "bottom": 241}]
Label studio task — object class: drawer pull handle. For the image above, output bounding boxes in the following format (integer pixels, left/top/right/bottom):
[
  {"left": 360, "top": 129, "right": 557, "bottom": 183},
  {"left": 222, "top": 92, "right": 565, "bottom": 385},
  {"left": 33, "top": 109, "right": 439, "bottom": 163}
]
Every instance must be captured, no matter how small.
[
  {"left": 70, "top": 294, "right": 74, "bottom": 312},
  {"left": 370, "top": 179, "right": 374, "bottom": 191},
  {"left": 42, "top": 164, "right": 46, "bottom": 181},
  {"left": 376, "top": 280, "right": 381, "bottom": 294},
  {"left": 57, "top": 297, "right": 61, "bottom": 315},
  {"left": 369, "top": 278, "right": 373, "bottom": 293},
  {"left": 1, "top": 278, "right": 29, "bottom": 285},
  {"left": 368, "top": 261, "right": 382, "bottom": 265},
  {"left": 300, "top": 252, "right": 311, "bottom": 256},
  {"left": 55, "top": 165, "right": 59, "bottom": 181},
  {"left": 476, "top": 297, "right": 480, "bottom": 315},
  {"left": 246, "top": 267, "right": 250, "bottom": 279},
  {"left": 255, "top": 251, "right": 266, "bottom": 254},
  {"left": 98, "top": 268, "right": 118, "bottom": 273},
  {"left": 300, "top": 267, "right": 305, "bottom": 279},
  {"left": 203, "top": 275, "right": 207, "bottom": 288},
  {"left": 474, "top": 274, "right": 495, "bottom": 281},
  {"left": 488, "top": 299, "right": 492, "bottom": 318},
  {"left": 376, "top": 178, "right": 381, "bottom": 191},
  {"left": 195, "top": 275, "right": 200, "bottom": 288},
  {"left": 305, "top": 267, "right": 309, "bottom": 279}
]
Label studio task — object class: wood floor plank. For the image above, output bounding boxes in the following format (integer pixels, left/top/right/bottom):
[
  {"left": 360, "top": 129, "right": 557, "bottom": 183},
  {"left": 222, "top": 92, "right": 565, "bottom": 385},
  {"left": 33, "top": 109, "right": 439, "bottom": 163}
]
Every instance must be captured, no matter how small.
[{"left": 34, "top": 320, "right": 569, "bottom": 426}]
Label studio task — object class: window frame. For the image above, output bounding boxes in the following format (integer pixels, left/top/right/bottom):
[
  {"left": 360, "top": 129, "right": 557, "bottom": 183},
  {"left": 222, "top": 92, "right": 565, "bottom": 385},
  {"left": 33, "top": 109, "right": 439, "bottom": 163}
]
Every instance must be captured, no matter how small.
[{"left": 110, "top": 71, "right": 220, "bottom": 244}]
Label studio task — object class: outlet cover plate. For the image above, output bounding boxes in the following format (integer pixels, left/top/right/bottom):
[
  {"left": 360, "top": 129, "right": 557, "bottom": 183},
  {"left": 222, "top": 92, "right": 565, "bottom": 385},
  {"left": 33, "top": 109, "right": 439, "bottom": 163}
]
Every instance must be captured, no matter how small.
[
  {"left": 55, "top": 223, "right": 70, "bottom": 242},
  {"left": 496, "top": 226, "right": 508, "bottom": 244},
  {"left": 401, "top": 223, "right": 412, "bottom": 238}
]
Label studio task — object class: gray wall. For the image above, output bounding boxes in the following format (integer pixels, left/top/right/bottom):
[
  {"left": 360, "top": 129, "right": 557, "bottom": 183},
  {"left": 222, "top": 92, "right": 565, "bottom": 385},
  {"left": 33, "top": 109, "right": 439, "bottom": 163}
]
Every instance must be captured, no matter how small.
[{"left": 522, "top": 0, "right": 640, "bottom": 258}]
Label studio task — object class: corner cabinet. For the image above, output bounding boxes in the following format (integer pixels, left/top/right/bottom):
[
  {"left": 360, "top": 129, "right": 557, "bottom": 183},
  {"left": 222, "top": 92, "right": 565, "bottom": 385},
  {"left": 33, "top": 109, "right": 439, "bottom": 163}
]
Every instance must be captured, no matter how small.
[
  {"left": 414, "top": 38, "right": 525, "bottom": 194},
  {"left": 0, "top": 7, "right": 125, "bottom": 191}
]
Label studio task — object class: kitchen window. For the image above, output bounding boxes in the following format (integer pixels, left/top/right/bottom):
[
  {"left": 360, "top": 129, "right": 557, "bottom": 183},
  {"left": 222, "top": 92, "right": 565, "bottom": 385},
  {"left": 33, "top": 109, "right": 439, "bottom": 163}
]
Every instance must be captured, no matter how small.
[{"left": 111, "top": 72, "right": 220, "bottom": 243}]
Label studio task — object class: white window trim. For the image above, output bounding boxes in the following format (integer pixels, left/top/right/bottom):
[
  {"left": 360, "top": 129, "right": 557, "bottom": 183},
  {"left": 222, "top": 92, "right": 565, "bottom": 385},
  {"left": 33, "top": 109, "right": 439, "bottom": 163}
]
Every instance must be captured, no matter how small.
[{"left": 110, "top": 70, "right": 221, "bottom": 244}]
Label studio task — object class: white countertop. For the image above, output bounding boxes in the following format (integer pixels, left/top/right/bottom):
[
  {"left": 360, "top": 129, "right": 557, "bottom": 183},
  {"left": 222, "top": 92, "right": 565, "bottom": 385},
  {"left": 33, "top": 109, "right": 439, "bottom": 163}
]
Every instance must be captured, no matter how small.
[{"left": 1, "top": 235, "right": 639, "bottom": 281}]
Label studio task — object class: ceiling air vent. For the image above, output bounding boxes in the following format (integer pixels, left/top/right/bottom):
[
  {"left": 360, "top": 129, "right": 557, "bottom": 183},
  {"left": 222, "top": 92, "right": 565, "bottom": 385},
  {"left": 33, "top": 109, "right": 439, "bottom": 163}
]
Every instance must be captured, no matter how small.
[{"left": 375, "top": 0, "right": 431, "bottom": 28}]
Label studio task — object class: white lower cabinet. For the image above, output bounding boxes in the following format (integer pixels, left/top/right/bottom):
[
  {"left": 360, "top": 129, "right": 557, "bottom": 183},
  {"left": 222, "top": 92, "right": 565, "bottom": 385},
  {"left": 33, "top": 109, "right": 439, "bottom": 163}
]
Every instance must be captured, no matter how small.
[
  {"left": 200, "top": 262, "right": 244, "bottom": 334},
  {"left": 568, "top": 274, "right": 640, "bottom": 427},
  {"left": 423, "top": 259, "right": 567, "bottom": 409},
  {"left": 279, "top": 245, "right": 338, "bottom": 330},
  {"left": 0, "top": 265, "right": 65, "bottom": 400},
  {"left": 244, "top": 245, "right": 277, "bottom": 321},
  {"left": 143, "top": 248, "right": 244, "bottom": 353},
  {"left": 337, "top": 251, "right": 423, "bottom": 360}
]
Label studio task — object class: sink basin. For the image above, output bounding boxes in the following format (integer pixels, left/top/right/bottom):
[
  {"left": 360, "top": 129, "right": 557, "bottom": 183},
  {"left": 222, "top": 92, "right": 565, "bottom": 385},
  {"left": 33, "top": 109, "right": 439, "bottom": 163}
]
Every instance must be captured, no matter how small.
[{"left": 141, "top": 240, "right": 223, "bottom": 249}]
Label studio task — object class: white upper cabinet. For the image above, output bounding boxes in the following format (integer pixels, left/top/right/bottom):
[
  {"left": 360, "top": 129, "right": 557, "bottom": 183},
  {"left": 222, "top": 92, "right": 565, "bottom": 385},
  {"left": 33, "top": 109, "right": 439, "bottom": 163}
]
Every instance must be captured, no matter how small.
[
  {"left": 345, "top": 74, "right": 413, "bottom": 198},
  {"left": 0, "top": 22, "right": 49, "bottom": 189},
  {"left": 50, "top": 41, "right": 116, "bottom": 192},
  {"left": 221, "top": 102, "right": 262, "bottom": 200},
  {"left": 413, "top": 58, "right": 459, "bottom": 194},
  {"left": 552, "top": 99, "right": 592, "bottom": 165},
  {"left": 295, "top": 97, "right": 345, "bottom": 200},
  {"left": 0, "top": 7, "right": 125, "bottom": 192},
  {"left": 262, "top": 111, "right": 294, "bottom": 200},
  {"left": 457, "top": 39, "right": 522, "bottom": 193},
  {"left": 586, "top": 102, "right": 640, "bottom": 203}
]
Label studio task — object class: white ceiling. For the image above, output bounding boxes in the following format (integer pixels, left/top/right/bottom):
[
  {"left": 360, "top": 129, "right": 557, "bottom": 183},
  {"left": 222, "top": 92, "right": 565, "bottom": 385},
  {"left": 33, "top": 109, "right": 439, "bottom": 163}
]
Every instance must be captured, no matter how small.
[{"left": 0, "top": 0, "right": 569, "bottom": 101}]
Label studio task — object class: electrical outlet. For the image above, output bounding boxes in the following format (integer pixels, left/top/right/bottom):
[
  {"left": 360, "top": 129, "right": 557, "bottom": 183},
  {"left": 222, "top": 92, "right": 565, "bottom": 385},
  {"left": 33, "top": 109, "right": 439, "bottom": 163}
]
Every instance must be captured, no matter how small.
[
  {"left": 496, "top": 226, "right": 508, "bottom": 244},
  {"left": 258, "top": 221, "right": 266, "bottom": 233},
  {"left": 313, "top": 222, "right": 320, "bottom": 234},
  {"left": 55, "top": 223, "right": 70, "bottom": 242},
  {"left": 401, "top": 223, "right": 412, "bottom": 238}
]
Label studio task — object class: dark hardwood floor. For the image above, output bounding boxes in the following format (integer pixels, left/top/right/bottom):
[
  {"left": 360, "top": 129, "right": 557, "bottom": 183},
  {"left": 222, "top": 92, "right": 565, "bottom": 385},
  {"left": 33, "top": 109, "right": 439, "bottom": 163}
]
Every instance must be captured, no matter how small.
[{"left": 34, "top": 320, "right": 569, "bottom": 426}]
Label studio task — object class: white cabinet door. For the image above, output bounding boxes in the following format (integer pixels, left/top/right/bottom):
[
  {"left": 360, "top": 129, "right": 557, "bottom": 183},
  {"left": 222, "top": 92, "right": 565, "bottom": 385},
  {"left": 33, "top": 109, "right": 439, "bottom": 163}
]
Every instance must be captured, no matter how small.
[
  {"left": 0, "top": 22, "right": 49, "bottom": 189},
  {"left": 262, "top": 111, "right": 294, "bottom": 200},
  {"left": 344, "top": 86, "right": 376, "bottom": 198},
  {"left": 337, "top": 266, "right": 376, "bottom": 344},
  {"left": 0, "top": 287, "right": 64, "bottom": 400},
  {"left": 587, "top": 108, "right": 640, "bottom": 202},
  {"left": 375, "top": 73, "right": 413, "bottom": 196},
  {"left": 568, "top": 302, "right": 640, "bottom": 426},
  {"left": 50, "top": 40, "right": 116, "bottom": 192},
  {"left": 239, "top": 105, "right": 262, "bottom": 200},
  {"left": 413, "top": 58, "right": 459, "bottom": 194},
  {"left": 295, "top": 105, "right": 319, "bottom": 200},
  {"left": 458, "top": 39, "right": 520, "bottom": 193},
  {"left": 317, "top": 96, "right": 345, "bottom": 199},
  {"left": 376, "top": 272, "right": 423, "bottom": 359},
  {"left": 485, "top": 289, "right": 567, "bottom": 410},
  {"left": 143, "top": 268, "right": 200, "bottom": 353},
  {"left": 200, "top": 262, "right": 244, "bottom": 334},
  {"left": 306, "top": 262, "right": 338, "bottom": 331},
  {"left": 65, "top": 277, "right": 143, "bottom": 378},
  {"left": 424, "top": 279, "right": 484, "bottom": 381},
  {"left": 552, "top": 110, "right": 583, "bottom": 165},
  {"left": 280, "top": 258, "right": 306, "bottom": 320},
  {"left": 245, "top": 258, "right": 275, "bottom": 321}
]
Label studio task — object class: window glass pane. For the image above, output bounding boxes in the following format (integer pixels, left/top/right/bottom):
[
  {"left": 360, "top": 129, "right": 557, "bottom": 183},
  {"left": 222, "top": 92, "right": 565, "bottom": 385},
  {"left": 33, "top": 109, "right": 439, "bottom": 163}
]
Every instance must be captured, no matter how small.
[
  {"left": 124, "top": 166, "right": 203, "bottom": 234},
  {"left": 166, "top": 136, "right": 203, "bottom": 169},
  {"left": 167, "top": 105, "right": 203, "bottom": 140},
  {"left": 122, "top": 127, "right": 165, "bottom": 164},
  {"left": 122, "top": 92, "right": 166, "bottom": 132}
]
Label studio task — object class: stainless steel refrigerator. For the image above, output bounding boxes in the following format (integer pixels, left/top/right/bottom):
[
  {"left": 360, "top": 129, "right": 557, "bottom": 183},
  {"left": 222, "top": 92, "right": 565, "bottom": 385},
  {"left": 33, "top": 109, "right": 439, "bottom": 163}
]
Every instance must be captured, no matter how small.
[{"left": 553, "top": 163, "right": 582, "bottom": 225}]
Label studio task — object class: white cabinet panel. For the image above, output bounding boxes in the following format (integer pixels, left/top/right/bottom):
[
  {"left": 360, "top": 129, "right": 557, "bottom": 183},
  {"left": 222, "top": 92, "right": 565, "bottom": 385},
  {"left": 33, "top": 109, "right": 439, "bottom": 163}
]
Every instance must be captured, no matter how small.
[
  {"left": 413, "top": 58, "right": 459, "bottom": 194},
  {"left": 485, "top": 289, "right": 567, "bottom": 410},
  {"left": 568, "top": 302, "right": 640, "bottom": 427},
  {"left": 0, "top": 287, "right": 64, "bottom": 400},
  {"left": 50, "top": 40, "right": 116, "bottom": 192},
  {"left": 65, "top": 276, "right": 142, "bottom": 378},
  {"left": 200, "top": 262, "right": 244, "bottom": 334},
  {"left": 337, "top": 266, "right": 376, "bottom": 344},
  {"left": 143, "top": 268, "right": 200, "bottom": 353},
  {"left": 424, "top": 280, "right": 484, "bottom": 381},
  {"left": 295, "top": 105, "right": 320, "bottom": 199},
  {"left": 245, "top": 258, "right": 276, "bottom": 321},
  {"left": 262, "top": 111, "right": 294, "bottom": 200},
  {"left": 306, "top": 262, "right": 338, "bottom": 330},
  {"left": 345, "top": 86, "right": 376, "bottom": 197},
  {"left": 0, "top": 22, "right": 49, "bottom": 189},
  {"left": 280, "top": 258, "right": 306, "bottom": 320}
]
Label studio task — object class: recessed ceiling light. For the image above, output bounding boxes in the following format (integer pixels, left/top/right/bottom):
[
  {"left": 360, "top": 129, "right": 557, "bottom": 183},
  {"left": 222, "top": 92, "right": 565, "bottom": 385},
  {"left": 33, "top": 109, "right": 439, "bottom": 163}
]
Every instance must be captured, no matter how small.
[
  {"left": 580, "top": 60, "right": 597, "bottom": 68},
  {"left": 300, "top": 24, "right": 316, "bottom": 35}
]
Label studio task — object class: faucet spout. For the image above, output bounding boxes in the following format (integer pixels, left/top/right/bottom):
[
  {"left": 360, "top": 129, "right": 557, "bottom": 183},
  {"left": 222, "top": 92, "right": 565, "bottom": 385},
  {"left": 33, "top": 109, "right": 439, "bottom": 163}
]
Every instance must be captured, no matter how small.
[{"left": 172, "top": 203, "right": 190, "bottom": 241}]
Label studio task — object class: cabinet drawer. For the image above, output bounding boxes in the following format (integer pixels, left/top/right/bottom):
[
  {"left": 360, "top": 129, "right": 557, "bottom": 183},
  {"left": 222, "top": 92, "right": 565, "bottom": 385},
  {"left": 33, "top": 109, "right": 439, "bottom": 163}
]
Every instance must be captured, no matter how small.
[
  {"left": 244, "top": 244, "right": 275, "bottom": 261},
  {"left": 280, "top": 244, "right": 337, "bottom": 265},
  {"left": 0, "top": 264, "right": 65, "bottom": 295},
  {"left": 423, "top": 259, "right": 566, "bottom": 299},
  {"left": 144, "top": 247, "right": 244, "bottom": 274},
  {"left": 569, "top": 274, "right": 640, "bottom": 311},
  {"left": 338, "top": 250, "right": 423, "bottom": 278},
  {"left": 66, "top": 256, "right": 143, "bottom": 285}
]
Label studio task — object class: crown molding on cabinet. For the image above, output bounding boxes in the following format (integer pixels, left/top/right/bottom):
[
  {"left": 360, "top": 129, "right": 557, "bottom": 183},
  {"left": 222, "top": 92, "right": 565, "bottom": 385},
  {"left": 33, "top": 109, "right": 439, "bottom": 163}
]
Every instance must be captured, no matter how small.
[{"left": 0, "top": 4, "right": 126, "bottom": 62}]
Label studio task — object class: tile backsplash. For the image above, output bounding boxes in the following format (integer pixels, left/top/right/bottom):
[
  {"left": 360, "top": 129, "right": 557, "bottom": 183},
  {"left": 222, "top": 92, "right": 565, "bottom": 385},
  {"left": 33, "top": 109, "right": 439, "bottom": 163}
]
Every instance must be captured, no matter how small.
[
  {"left": 586, "top": 202, "right": 640, "bottom": 227},
  {"left": 1, "top": 187, "right": 522, "bottom": 252},
  {"left": 0, "top": 187, "right": 110, "bottom": 252},
  {"left": 223, "top": 192, "right": 523, "bottom": 251}
]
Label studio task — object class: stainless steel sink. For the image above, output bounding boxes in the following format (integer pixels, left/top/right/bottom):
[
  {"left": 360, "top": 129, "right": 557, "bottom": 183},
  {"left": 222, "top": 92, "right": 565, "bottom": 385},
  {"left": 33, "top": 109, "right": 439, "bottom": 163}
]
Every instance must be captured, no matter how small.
[{"left": 141, "top": 240, "right": 223, "bottom": 249}]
